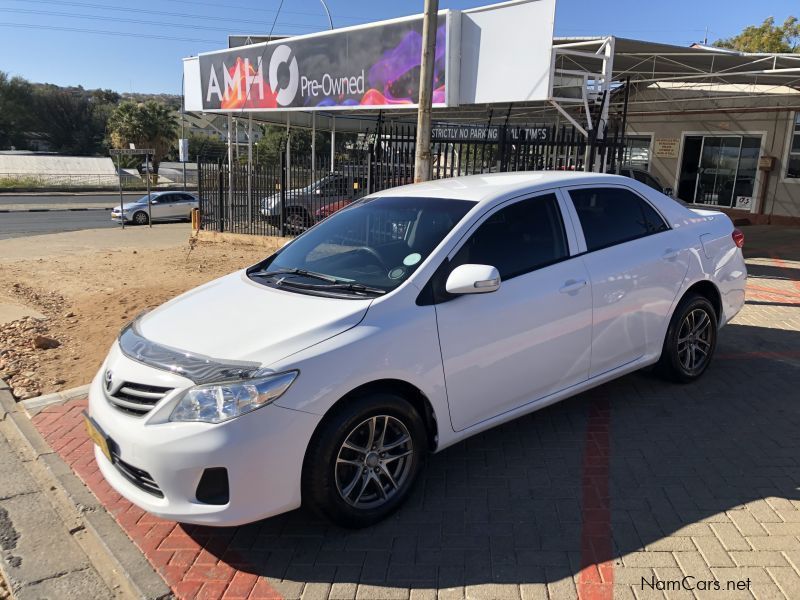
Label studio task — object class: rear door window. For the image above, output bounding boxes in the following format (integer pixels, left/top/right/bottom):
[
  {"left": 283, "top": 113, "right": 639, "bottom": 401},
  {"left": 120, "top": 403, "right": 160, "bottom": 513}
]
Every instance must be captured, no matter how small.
[{"left": 568, "top": 187, "right": 668, "bottom": 252}]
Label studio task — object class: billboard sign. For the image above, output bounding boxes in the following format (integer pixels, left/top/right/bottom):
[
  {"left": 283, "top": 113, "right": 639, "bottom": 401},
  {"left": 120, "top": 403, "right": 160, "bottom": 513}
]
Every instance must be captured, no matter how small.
[{"left": 199, "top": 14, "right": 451, "bottom": 111}]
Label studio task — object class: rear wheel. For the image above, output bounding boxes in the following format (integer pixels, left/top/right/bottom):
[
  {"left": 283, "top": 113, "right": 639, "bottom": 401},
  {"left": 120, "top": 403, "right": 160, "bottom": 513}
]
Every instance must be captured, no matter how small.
[
  {"left": 302, "top": 393, "right": 427, "bottom": 528},
  {"left": 285, "top": 208, "right": 311, "bottom": 233},
  {"left": 657, "top": 293, "right": 717, "bottom": 382},
  {"left": 132, "top": 211, "right": 149, "bottom": 225}
]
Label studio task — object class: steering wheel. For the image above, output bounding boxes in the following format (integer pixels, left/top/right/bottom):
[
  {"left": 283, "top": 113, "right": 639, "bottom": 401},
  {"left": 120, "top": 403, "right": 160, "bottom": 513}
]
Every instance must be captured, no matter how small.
[{"left": 353, "top": 246, "right": 387, "bottom": 270}]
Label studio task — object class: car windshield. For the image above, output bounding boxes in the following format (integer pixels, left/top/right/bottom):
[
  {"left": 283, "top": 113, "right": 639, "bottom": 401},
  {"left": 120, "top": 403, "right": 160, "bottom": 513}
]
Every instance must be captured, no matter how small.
[{"left": 249, "top": 196, "right": 474, "bottom": 296}]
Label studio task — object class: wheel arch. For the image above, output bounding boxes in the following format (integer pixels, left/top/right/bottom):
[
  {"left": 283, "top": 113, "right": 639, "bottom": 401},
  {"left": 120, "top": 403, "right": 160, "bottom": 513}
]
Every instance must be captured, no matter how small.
[
  {"left": 305, "top": 378, "right": 440, "bottom": 455},
  {"left": 681, "top": 279, "right": 722, "bottom": 323}
]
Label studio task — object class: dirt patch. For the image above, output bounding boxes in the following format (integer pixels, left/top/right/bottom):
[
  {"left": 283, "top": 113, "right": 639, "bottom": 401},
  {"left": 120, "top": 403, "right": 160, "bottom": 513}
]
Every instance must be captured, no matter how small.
[
  {"left": 0, "top": 572, "right": 9, "bottom": 600},
  {"left": 0, "top": 238, "right": 279, "bottom": 399}
]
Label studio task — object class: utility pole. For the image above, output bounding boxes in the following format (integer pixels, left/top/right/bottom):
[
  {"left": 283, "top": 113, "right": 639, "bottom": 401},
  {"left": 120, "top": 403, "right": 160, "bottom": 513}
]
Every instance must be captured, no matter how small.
[{"left": 414, "top": 0, "right": 439, "bottom": 183}]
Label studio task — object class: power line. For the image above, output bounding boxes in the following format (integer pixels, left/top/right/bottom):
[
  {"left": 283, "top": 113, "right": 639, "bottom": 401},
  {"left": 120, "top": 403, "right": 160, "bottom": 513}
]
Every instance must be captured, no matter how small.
[
  {"left": 7, "top": 0, "right": 327, "bottom": 29},
  {"left": 160, "top": 0, "right": 362, "bottom": 22},
  {"left": 0, "top": 21, "right": 222, "bottom": 44},
  {"left": 0, "top": 7, "right": 319, "bottom": 33}
]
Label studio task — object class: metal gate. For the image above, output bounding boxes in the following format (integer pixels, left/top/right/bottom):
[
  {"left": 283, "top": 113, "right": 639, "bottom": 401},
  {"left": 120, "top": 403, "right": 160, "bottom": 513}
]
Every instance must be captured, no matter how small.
[{"left": 198, "top": 121, "right": 625, "bottom": 237}]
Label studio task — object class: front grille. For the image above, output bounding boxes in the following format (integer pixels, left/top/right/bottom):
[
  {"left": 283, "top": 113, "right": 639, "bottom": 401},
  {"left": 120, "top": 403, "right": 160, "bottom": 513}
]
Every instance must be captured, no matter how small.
[
  {"left": 106, "top": 381, "right": 173, "bottom": 416},
  {"left": 109, "top": 445, "right": 164, "bottom": 498}
]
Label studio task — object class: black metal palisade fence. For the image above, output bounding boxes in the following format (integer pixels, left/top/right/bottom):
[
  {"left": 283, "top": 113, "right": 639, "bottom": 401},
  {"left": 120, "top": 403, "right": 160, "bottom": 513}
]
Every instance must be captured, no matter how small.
[{"left": 198, "top": 121, "right": 626, "bottom": 237}]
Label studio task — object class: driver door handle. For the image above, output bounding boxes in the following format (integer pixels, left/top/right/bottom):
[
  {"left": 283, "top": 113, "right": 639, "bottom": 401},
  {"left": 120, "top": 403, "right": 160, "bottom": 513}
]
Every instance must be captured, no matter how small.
[{"left": 559, "top": 279, "right": 587, "bottom": 294}]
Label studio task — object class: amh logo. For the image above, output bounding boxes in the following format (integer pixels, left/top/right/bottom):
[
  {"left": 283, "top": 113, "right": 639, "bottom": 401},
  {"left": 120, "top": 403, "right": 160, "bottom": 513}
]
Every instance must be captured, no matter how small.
[{"left": 269, "top": 45, "right": 299, "bottom": 107}]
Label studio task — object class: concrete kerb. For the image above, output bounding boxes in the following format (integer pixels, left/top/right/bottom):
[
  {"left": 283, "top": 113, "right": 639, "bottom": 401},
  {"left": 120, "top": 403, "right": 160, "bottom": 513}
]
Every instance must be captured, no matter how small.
[
  {"left": 193, "top": 228, "right": 292, "bottom": 248},
  {"left": 0, "top": 380, "right": 173, "bottom": 600},
  {"left": 21, "top": 384, "right": 91, "bottom": 417},
  {"left": 0, "top": 207, "right": 114, "bottom": 213}
]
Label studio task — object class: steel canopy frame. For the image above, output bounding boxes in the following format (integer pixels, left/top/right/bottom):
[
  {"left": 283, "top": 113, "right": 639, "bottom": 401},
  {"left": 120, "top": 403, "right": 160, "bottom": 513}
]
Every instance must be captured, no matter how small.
[{"left": 548, "top": 36, "right": 614, "bottom": 138}]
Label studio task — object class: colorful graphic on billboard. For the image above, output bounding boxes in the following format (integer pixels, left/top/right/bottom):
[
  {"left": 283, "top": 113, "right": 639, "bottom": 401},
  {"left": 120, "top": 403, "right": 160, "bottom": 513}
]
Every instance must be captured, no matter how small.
[{"left": 199, "top": 16, "right": 448, "bottom": 111}]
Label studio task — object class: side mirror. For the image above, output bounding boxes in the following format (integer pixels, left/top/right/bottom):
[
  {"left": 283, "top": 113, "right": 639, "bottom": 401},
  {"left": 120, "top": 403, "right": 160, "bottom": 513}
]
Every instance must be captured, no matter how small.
[
  {"left": 150, "top": 199, "right": 159, "bottom": 204},
  {"left": 445, "top": 264, "right": 501, "bottom": 295}
]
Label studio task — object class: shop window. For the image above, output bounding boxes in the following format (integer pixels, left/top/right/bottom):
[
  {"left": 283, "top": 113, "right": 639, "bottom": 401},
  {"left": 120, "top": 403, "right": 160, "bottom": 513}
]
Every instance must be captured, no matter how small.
[
  {"left": 622, "top": 136, "right": 652, "bottom": 170},
  {"left": 677, "top": 135, "right": 761, "bottom": 208},
  {"left": 787, "top": 113, "right": 800, "bottom": 179}
]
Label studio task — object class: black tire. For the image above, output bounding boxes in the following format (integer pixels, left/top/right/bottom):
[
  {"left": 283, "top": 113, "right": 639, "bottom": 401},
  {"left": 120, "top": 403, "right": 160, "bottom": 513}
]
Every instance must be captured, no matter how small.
[
  {"left": 285, "top": 208, "right": 311, "bottom": 233},
  {"left": 302, "top": 392, "right": 427, "bottom": 528},
  {"left": 656, "top": 293, "right": 717, "bottom": 383},
  {"left": 132, "top": 211, "right": 149, "bottom": 225}
]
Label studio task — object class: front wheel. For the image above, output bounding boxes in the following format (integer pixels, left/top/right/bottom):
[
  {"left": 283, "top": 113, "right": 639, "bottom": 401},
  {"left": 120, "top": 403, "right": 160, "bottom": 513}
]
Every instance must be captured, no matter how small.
[
  {"left": 132, "top": 211, "right": 149, "bottom": 225},
  {"left": 657, "top": 293, "right": 717, "bottom": 383},
  {"left": 302, "top": 393, "right": 427, "bottom": 528}
]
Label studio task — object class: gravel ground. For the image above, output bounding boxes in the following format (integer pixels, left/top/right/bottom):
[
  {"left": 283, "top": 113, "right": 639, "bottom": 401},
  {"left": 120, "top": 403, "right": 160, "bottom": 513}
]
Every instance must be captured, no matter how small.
[{"left": 0, "top": 227, "right": 282, "bottom": 399}]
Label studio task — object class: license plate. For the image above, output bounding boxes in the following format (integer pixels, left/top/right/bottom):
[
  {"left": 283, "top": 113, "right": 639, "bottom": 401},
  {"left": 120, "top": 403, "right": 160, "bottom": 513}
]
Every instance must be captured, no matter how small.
[{"left": 83, "top": 413, "right": 112, "bottom": 462}]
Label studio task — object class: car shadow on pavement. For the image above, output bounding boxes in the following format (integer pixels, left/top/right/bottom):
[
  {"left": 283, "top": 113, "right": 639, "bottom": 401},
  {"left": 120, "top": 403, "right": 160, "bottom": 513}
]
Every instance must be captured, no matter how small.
[{"left": 180, "top": 321, "right": 800, "bottom": 591}]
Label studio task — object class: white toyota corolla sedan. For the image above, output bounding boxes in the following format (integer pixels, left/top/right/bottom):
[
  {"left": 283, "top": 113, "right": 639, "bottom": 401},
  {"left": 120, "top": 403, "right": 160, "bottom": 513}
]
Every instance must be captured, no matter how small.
[{"left": 86, "top": 172, "right": 747, "bottom": 528}]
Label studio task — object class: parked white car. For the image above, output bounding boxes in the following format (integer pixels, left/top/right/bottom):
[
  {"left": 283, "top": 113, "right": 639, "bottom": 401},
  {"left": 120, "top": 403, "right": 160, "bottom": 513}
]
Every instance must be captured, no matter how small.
[
  {"left": 110, "top": 192, "right": 199, "bottom": 225},
  {"left": 87, "top": 172, "right": 746, "bottom": 527}
]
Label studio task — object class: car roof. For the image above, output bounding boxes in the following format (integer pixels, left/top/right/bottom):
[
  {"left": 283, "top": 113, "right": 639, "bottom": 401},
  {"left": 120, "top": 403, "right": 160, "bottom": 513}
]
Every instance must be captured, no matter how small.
[{"left": 371, "top": 171, "right": 644, "bottom": 205}]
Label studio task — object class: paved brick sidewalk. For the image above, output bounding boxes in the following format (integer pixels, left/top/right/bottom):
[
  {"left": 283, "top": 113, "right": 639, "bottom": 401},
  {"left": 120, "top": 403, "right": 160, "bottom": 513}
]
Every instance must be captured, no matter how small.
[{"left": 30, "top": 226, "right": 800, "bottom": 600}]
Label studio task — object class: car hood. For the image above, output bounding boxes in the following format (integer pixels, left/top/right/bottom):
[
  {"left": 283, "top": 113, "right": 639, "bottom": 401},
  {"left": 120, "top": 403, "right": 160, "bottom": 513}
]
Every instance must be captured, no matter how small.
[{"left": 136, "top": 270, "right": 372, "bottom": 366}]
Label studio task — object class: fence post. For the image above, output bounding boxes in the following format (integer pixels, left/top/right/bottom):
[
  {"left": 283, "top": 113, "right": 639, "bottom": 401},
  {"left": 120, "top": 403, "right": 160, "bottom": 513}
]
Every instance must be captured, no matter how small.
[
  {"left": 366, "top": 151, "right": 373, "bottom": 195},
  {"left": 217, "top": 159, "right": 225, "bottom": 232},
  {"left": 280, "top": 148, "right": 287, "bottom": 237},
  {"left": 197, "top": 159, "right": 204, "bottom": 231}
]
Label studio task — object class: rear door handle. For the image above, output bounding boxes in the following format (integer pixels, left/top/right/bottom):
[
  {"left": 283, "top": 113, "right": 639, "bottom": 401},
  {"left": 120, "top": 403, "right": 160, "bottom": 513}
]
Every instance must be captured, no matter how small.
[
  {"left": 559, "top": 279, "right": 587, "bottom": 294},
  {"left": 662, "top": 248, "right": 679, "bottom": 261}
]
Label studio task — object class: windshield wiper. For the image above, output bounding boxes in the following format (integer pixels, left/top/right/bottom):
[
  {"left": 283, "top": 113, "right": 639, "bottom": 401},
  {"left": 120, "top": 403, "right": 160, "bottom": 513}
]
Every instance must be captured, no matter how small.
[
  {"left": 250, "top": 268, "right": 386, "bottom": 296},
  {"left": 262, "top": 278, "right": 386, "bottom": 297},
  {"left": 249, "top": 267, "right": 339, "bottom": 284},
  {"left": 320, "top": 282, "right": 387, "bottom": 295}
]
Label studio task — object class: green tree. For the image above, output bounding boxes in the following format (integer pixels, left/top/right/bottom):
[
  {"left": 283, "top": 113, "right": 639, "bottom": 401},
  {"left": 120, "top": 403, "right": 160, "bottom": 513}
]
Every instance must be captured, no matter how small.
[
  {"left": 253, "top": 125, "right": 331, "bottom": 165},
  {"left": 714, "top": 16, "right": 799, "bottom": 53},
  {"left": 0, "top": 71, "right": 34, "bottom": 150},
  {"left": 188, "top": 132, "right": 227, "bottom": 161},
  {"left": 31, "top": 86, "right": 109, "bottom": 155},
  {"left": 107, "top": 100, "right": 178, "bottom": 181}
]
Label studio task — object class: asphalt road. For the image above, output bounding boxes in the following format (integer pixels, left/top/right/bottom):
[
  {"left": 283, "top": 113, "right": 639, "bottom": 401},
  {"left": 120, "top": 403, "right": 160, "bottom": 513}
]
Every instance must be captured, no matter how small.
[
  {"left": 0, "top": 193, "right": 142, "bottom": 208},
  {"left": 0, "top": 209, "right": 119, "bottom": 240}
]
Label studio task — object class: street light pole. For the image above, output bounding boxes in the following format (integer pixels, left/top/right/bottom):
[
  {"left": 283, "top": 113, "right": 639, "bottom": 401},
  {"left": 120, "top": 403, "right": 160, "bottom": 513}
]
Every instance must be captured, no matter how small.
[
  {"left": 319, "top": 0, "right": 334, "bottom": 30},
  {"left": 414, "top": 0, "right": 439, "bottom": 183}
]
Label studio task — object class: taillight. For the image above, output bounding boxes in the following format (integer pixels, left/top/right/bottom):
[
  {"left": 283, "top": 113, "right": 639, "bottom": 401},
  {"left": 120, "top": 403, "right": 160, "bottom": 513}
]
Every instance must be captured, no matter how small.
[{"left": 732, "top": 228, "right": 745, "bottom": 249}]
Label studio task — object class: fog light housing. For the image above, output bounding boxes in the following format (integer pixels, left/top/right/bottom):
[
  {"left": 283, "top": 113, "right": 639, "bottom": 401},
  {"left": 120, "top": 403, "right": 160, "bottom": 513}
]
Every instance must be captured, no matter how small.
[{"left": 195, "top": 467, "right": 229, "bottom": 505}]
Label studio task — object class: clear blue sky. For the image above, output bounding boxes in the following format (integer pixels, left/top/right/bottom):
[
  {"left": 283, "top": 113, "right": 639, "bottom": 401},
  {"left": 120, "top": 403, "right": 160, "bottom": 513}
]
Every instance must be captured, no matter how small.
[{"left": 0, "top": 0, "right": 796, "bottom": 93}]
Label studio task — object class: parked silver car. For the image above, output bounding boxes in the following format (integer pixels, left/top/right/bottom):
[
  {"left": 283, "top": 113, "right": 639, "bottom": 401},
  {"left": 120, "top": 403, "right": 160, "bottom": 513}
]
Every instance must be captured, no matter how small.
[
  {"left": 261, "top": 172, "right": 368, "bottom": 232},
  {"left": 111, "top": 192, "right": 199, "bottom": 225}
]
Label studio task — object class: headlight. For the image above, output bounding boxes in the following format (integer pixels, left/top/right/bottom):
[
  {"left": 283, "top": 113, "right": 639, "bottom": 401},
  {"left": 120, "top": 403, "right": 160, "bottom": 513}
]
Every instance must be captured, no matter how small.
[{"left": 169, "top": 371, "right": 298, "bottom": 423}]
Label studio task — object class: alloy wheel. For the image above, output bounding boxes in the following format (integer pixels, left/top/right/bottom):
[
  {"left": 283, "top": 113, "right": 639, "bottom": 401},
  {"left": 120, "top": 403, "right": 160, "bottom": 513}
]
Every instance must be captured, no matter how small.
[
  {"left": 334, "top": 415, "right": 414, "bottom": 509},
  {"left": 677, "top": 308, "right": 713, "bottom": 372},
  {"left": 286, "top": 211, "right": 308, "bottom": 232}
]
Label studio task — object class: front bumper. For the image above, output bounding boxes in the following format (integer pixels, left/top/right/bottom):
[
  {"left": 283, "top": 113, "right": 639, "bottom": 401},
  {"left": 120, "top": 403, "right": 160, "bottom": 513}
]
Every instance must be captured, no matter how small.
[{"left": 87, "top": 348, "right": 321, "bottom": 526}]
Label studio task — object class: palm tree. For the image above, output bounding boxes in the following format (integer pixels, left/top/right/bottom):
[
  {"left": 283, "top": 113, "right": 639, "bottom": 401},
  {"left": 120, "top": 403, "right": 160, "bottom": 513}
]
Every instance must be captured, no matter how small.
[{"left": 108, "top": 100, "right": 178, "bottom": 184}]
